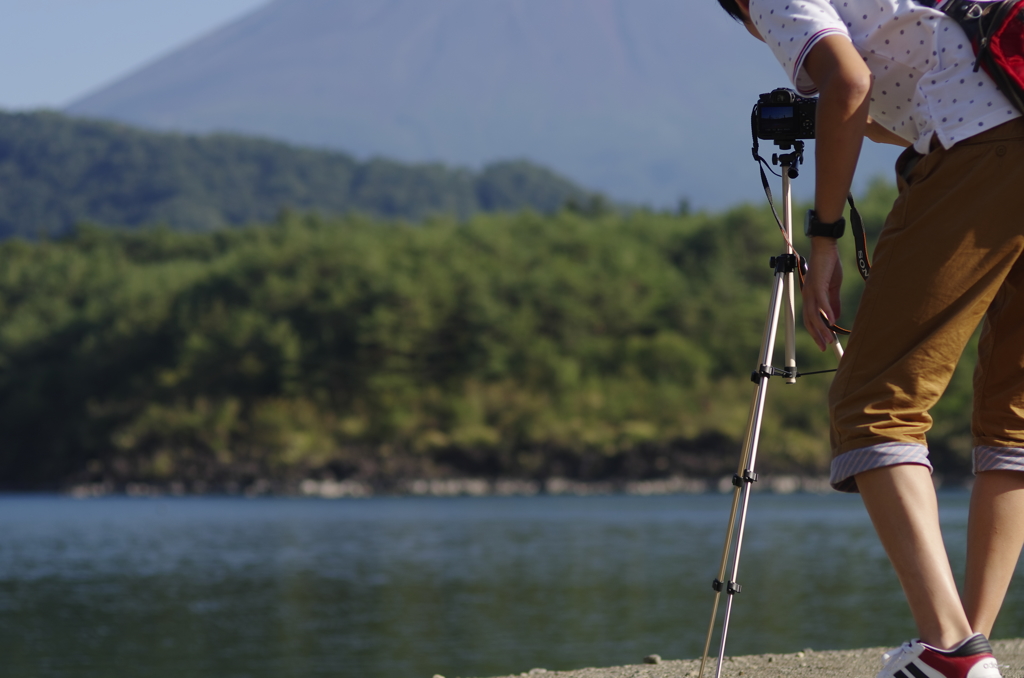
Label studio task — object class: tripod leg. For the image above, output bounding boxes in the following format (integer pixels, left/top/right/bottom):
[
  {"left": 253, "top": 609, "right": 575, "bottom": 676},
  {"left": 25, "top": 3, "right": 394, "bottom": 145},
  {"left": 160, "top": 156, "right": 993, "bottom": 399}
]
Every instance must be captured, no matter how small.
[
  {"left": 698, "top": 267, "right": 787, "bottom": 678},
  {"left": 784, "top": 269, "right": 797, "bottom": 385},
  {"left": 697, "top": 480, "right": 745, "bottom": 678},
  {"left": 832, "top": 334, "right": 845, "bottom": 360}
]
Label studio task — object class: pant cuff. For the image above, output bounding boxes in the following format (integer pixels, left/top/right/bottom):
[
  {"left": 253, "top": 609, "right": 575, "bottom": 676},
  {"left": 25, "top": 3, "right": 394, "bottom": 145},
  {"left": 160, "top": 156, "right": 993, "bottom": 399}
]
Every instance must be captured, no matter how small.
[
  {"left": 830, "top": 442, "right": 933, "bottom": 493},
  {"left": 973, "top": 446, "right": 1024, "bottom": 474}
]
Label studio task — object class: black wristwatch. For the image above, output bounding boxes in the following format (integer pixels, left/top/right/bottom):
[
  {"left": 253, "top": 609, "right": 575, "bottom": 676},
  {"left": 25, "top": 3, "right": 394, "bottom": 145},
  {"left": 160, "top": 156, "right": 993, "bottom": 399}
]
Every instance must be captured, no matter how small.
[{"left": 804, "top": 209, "right": 846, "bottom": 238}]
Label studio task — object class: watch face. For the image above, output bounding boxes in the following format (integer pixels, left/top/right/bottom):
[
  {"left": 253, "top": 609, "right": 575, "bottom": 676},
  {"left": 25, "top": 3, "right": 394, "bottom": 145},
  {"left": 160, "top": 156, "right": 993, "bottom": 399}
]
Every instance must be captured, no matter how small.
[{"left": 804, "top": 209, "right": 817, "bottom": 237}]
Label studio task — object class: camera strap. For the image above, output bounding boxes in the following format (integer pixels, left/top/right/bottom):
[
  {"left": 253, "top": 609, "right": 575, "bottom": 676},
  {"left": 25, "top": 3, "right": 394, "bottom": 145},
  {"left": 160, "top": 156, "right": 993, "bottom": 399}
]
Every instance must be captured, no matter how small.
[
  {"left": 751, "top": 117, "right": 871, "bottom": 336},
  {"left": 750, "top": 121, "right": 872, "bottom": 285}
]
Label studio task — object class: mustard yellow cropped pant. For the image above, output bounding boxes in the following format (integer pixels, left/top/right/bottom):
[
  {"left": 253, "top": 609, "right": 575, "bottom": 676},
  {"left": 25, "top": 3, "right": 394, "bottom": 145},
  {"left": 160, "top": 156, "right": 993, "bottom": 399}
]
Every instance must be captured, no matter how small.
[{"left": 830, "top": 118, "right": 1024, "bottom": 492}]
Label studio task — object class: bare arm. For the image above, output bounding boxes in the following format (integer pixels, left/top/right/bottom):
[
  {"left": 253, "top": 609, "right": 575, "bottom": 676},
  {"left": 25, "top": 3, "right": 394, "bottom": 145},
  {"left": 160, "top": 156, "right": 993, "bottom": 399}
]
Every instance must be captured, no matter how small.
[
  {"left": 800, "top": 34, "right": 874, "bottom": 350},
  {"left": 805, "top": 35, "right": 873, "bottom": 223}
]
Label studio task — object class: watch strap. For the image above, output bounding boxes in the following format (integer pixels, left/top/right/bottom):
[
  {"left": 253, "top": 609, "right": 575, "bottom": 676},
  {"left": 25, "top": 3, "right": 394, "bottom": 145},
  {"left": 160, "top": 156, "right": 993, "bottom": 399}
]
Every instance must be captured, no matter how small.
[{"left": 804, "top": 209, "right": 846, "bottom": 238}]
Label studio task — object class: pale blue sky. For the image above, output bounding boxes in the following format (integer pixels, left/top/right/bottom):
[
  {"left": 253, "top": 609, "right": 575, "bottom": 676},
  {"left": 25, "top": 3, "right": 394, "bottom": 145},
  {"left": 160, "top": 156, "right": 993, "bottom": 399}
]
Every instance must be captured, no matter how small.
[{"left": 0, "top": 0, "right": 269, "bottom": 110}]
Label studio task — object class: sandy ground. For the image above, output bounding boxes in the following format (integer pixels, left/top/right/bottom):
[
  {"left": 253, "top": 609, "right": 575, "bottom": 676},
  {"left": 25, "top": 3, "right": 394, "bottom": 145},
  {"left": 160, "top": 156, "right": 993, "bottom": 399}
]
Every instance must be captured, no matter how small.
[{"left": 471, "top": 638, "right": 1024, "bottom": 678}]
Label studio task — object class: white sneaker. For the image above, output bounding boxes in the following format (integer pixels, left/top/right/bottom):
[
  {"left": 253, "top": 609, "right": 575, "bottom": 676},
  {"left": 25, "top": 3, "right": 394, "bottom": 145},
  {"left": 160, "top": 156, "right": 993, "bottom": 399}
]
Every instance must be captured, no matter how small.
[{"left": 877, "top": 634, "right": 1002, "bottom": 678}]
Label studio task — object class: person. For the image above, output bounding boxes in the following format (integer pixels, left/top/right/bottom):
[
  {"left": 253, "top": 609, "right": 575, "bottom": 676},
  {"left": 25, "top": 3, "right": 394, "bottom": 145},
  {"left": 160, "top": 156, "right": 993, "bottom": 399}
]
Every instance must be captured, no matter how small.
[{"left": 715, "top": 1, "right": 1024, "bottom": 678}]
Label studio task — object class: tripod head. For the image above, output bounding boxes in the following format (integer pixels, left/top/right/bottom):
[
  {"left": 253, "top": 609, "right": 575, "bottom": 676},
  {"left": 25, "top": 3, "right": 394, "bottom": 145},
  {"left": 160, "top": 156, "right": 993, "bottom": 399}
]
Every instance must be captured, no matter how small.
[{"left": 772, "top": 139, "right": 805, "bottom": 180}]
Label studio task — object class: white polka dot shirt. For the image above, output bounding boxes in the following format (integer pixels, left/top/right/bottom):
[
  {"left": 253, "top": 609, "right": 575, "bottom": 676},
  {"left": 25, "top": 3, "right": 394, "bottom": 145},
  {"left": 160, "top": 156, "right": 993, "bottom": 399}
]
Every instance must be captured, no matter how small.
[{"left": 750, "top": 0, "right": 1020, "bottom": 153}]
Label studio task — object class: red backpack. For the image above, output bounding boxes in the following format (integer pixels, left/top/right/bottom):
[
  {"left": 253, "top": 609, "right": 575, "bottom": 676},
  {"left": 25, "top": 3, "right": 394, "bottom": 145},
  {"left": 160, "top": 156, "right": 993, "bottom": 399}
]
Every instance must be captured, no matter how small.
[{"left": 919, "top": 0, "right": 1024, "bottom": 112}]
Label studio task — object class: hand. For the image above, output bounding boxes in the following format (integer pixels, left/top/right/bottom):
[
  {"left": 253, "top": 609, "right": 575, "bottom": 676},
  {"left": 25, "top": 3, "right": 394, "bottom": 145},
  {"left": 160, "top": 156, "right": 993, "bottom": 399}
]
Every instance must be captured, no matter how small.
[{"left": 802, "top": 238, "right": 843, "bottom": 351}]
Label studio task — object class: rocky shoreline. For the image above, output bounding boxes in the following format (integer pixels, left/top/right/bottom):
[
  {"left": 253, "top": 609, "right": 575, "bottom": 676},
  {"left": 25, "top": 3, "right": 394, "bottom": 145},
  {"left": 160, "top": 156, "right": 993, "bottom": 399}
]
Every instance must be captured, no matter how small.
[
  {"left": 468, "top": 638, "right": 1024, "bottom": 678},
  {"left": 63, "top": 474, "right": 843, "bottom": 499},
  {"left": 60, "top": 472, "right": 980, "bottom": 499}
]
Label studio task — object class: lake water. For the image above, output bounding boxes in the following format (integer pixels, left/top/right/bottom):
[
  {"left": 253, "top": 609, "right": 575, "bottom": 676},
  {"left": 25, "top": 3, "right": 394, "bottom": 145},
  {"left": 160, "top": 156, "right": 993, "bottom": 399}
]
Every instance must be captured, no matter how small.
[{"left": 1, "top": 492, "right": 1022, "bottom": 678}]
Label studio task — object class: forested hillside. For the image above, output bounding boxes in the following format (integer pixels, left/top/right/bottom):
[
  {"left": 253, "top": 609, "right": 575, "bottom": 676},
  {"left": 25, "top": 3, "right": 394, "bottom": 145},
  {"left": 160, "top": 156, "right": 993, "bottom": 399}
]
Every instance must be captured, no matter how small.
[
  {"left": 65, "top": 0, "right": 804, "bottom": 209},
  {"left": 0, "top": 179, "right": 977, "bottom": 492},
  {"left": 0, "top": 111, "right": 595, "bottom": 238}
]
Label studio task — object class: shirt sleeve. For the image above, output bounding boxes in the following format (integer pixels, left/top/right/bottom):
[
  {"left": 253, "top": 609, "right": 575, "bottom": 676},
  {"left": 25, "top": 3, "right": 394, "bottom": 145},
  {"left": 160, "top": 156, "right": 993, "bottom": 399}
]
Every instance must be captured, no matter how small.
[{"left": 749, "top": 0, "right": 851, "bottom": 95}]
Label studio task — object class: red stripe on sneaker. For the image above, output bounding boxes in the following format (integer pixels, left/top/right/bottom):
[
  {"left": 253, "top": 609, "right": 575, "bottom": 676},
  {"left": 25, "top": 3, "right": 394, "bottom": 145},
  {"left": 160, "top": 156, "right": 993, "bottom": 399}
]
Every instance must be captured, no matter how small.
[{"left": 919, "top": 648, "right": 996, "bottom": 678}]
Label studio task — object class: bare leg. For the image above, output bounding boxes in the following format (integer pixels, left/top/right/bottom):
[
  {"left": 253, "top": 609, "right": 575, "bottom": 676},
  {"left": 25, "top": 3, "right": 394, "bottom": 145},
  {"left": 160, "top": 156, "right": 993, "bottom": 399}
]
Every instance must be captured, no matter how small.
[
  {"left": 964, "top": 470, "right": 1024, "bottom": 637},
  {"left": 856, "top": 464, "right": 973, "bottom": 649}
]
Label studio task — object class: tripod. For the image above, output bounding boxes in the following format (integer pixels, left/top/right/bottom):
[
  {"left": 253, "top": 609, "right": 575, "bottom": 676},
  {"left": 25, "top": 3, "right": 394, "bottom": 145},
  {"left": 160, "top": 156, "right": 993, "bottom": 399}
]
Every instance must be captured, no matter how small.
[{"left": 697, "top": 140, "right": 843, "bottom": 678}]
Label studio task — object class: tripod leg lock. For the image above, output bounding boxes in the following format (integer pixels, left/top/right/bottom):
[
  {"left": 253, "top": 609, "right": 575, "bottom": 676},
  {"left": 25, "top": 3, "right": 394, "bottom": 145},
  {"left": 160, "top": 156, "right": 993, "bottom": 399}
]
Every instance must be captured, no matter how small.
[
  {"left": 768, "top": 253, "right": 798, "bottom": 273},
  {"left": 712, "top": 579, "right": 743, "bottom": 595},
  {"left": 732, "top": 471, "right": 758, "bottom": 487},
  {"left": 751, "top": 364, "right": 796, "bottom": 384}
]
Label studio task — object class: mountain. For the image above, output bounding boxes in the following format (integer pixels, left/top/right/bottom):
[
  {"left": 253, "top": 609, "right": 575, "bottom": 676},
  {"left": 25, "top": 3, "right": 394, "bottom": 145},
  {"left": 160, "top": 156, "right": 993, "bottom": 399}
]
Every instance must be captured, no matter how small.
[
  {"left": 0, "top": 111, "right": 595, "bottom": 237},
  {"left": 65, "top": 0, "right": 903, "bottom": 209}
]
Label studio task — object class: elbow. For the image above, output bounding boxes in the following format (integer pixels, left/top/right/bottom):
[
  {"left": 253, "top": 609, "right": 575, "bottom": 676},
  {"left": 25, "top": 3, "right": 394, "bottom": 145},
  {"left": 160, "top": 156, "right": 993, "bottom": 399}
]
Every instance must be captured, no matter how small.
[
  {"left": 821, "top": 68, "right": 873, "bottom": 108},
  {"left": 847, "top": 70, "right": 873, "bottom": 103}
]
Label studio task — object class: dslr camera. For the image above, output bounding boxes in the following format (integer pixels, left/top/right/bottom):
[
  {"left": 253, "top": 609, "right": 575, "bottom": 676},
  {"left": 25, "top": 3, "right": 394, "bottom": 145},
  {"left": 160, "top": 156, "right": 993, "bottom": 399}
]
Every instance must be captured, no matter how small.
[{"left": 754, "top": 88, "right": 816, "bottom": 142}]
